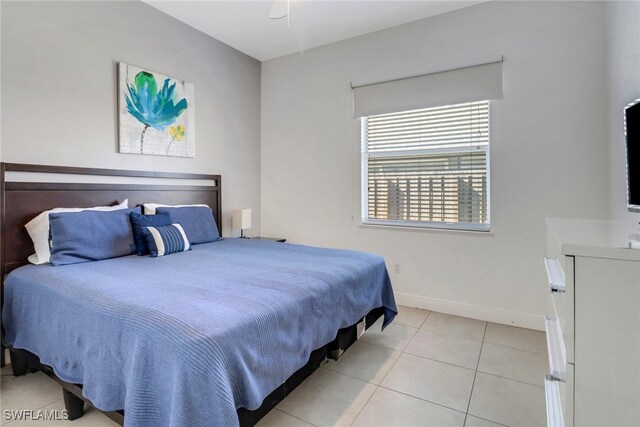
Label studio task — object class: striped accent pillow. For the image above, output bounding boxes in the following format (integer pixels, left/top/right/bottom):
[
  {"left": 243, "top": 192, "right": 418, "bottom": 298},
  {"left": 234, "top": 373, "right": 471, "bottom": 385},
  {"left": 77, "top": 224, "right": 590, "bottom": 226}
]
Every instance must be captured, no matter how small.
[{"left": 142, "top": 224, "right": 191, "bottom": 257}]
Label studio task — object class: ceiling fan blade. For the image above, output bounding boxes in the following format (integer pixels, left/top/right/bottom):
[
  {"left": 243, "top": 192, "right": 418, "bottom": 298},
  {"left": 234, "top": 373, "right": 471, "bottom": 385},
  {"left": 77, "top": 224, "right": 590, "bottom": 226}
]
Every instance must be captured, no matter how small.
[{"left": 269, "top": 0, "right": 288, "bottom": 19}]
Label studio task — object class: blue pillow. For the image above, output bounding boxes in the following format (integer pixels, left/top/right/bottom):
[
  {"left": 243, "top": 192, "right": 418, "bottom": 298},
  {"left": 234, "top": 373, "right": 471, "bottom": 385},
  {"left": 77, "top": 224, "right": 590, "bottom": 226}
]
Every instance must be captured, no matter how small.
[
  {"left": 155, "top": 206, "right": 220, "bottom": 245},
  {"left": 142, "top": 224, "right": 191, "bottom": 257},
  {"left": 49, "top": 207, "right": 141, "bottom": 266},
  {"left": 130, "top": 212, "right": 172, "bottom": 255}
]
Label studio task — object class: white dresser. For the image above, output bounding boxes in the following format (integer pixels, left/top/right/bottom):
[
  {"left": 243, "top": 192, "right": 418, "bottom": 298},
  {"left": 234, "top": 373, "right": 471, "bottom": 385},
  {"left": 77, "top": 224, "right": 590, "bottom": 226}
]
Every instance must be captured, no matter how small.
[{"left": 544, "top": 219, "right": 640, "bottom": 427}]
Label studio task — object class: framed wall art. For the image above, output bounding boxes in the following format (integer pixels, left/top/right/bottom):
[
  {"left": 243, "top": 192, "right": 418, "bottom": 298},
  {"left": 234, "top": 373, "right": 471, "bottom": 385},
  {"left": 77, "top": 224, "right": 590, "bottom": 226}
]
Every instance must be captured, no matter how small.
[{"left": 118, "top": 63, "right": 195, "bottom": 158}]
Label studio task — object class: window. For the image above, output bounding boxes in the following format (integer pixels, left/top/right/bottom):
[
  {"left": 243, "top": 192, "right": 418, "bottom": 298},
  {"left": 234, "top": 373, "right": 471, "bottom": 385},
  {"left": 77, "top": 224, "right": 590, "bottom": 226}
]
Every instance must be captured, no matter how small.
[{"left": 361, "top": 101, "right": 490, "bottom": 231}]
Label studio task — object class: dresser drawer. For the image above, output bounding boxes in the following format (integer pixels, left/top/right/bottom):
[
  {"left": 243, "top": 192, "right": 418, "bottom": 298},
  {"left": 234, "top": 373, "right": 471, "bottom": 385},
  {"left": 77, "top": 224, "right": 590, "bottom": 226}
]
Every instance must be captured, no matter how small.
[
  {"left": 545, "top": 375, "right": 565, "bottom": 427},
  {"left": 544, "top": 257, "right": 566, "bottom": 292},
  {"left": 544, "top": 258, "right": 565, "bottom": 321},
  {"left": 544, "top": 256, "right": 574, "bottom": 364},
  {"left": 545, "top": 316, "right": 567, "bottom": 381},
  {"left": 544, "top": 364, "right": 575, "bottom": 427}
]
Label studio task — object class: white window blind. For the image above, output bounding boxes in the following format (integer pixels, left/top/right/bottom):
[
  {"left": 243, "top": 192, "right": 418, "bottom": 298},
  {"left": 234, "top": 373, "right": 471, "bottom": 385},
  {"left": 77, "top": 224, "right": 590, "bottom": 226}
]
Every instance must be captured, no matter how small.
[
  {"left": 362, "top": 101, "right": 490, "bottom": 231},
  {"left": 352, "top": 60, "right": 502, "bottom": 118}
]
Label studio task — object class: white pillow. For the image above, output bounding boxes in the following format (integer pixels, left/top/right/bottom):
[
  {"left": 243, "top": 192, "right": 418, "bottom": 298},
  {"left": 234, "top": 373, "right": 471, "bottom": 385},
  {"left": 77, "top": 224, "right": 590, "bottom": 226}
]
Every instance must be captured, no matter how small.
[
  {"left": 143, "top": 203, "right": 209, "bottom": 215},
  {"left": 25, "top": 199, "right": 129, "bottom": 265}
]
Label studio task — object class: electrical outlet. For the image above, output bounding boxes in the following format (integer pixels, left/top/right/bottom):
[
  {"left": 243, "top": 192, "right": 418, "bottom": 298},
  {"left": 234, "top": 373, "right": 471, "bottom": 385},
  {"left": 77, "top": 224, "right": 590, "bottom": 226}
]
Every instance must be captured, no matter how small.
[{"left": 394, "top": 263, "right": 400, "bottom": 274}]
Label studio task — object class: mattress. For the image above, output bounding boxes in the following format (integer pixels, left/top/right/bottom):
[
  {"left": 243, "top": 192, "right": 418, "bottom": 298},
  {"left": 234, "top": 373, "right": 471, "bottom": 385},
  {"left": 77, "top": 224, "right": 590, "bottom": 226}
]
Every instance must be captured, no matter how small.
[{"left": 2, "top": 239, "right": 397, "bottom": 426}]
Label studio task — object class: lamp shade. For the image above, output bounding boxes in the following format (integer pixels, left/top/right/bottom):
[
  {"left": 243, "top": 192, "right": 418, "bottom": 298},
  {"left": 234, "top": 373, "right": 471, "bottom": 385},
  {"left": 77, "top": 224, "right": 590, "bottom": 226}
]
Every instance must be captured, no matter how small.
[{"left": 232, "top": 208, "right": 252, "bottom": 230}]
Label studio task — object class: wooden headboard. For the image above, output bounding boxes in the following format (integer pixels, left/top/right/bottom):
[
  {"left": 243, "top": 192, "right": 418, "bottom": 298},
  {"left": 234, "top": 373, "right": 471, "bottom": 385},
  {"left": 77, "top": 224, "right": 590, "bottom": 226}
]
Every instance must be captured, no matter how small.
[{"left": 0, "top": 163, "right": 221, "bottom": 276}]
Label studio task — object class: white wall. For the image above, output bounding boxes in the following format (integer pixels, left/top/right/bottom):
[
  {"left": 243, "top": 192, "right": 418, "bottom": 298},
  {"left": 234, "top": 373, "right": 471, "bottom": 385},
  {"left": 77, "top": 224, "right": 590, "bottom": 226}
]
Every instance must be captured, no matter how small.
[
  {"left": 0, "top": 1, "right": 261, "bottom": 237},
  {"left": 607, "top": 1, "right": 640, "bottom": 224},
  {"left": 261, "top": 1, "right": 610, "bottom": 329}
]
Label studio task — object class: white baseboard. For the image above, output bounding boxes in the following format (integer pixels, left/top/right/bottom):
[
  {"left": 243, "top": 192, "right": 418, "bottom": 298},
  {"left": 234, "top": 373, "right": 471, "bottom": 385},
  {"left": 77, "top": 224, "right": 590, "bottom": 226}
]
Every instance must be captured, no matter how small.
[{"left": 395, "top": 292, "right": 545, "bottom": 331}]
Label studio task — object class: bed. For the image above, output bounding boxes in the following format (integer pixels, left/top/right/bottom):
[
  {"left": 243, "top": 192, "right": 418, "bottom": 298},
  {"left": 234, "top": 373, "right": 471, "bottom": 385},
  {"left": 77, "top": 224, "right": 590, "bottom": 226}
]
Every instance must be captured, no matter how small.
[{"left": 0, "top": 163, "right": 397, "bottom": 427}]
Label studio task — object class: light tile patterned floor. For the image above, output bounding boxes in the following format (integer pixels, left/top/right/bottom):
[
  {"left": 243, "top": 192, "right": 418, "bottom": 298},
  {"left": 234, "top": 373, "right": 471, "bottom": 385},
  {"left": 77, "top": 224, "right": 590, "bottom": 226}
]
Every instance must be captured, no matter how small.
[{"left": 0, "top": 306, "right": 547, "bottom": 426}]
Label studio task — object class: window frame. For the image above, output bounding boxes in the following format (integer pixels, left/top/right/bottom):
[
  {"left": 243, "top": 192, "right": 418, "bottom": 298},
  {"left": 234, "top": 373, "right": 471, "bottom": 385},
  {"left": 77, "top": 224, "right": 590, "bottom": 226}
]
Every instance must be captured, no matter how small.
[{"left": 360, "top": 102, "right": 491, "bottom": 232}]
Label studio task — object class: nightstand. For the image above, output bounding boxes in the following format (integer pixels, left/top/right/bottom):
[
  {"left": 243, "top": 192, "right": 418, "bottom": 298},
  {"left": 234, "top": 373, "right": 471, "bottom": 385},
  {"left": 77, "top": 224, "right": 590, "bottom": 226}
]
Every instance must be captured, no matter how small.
[{"left": 250, "top": 237, "right": 286, "bottom": 243}]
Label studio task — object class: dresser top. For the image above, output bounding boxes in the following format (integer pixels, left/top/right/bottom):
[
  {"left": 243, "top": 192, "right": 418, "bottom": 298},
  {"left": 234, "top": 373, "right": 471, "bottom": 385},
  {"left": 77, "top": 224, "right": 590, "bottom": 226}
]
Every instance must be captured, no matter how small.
[{"left": 546, "top": 219, "right": 640, "bottom": 261}]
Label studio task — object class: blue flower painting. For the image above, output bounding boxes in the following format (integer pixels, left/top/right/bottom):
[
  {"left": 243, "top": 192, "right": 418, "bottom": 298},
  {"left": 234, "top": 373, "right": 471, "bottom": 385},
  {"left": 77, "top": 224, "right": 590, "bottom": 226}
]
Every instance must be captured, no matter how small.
[{"left": 119, "top": 63, "right": 195, "bottom": 157}]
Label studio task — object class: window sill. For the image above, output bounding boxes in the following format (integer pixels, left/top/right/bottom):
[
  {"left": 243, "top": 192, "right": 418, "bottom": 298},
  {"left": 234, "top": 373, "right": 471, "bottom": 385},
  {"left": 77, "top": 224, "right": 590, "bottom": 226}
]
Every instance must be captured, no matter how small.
[{"left": 359, "top": 222, "right": 494, "bottom": 236}]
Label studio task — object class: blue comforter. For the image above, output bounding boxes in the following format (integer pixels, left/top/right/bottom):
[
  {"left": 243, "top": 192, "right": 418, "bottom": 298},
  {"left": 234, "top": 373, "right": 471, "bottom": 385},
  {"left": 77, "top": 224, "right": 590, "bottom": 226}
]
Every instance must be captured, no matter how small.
[{"left": 2, "top": 239, "right": 396, "bottom": 426}]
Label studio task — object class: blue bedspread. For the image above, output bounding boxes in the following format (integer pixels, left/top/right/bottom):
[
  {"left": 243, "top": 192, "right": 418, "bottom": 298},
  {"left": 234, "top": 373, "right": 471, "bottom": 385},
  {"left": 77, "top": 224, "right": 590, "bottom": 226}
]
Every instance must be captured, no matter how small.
[{"left": 2, "top": 239, "right": 396, "bottom": 426}]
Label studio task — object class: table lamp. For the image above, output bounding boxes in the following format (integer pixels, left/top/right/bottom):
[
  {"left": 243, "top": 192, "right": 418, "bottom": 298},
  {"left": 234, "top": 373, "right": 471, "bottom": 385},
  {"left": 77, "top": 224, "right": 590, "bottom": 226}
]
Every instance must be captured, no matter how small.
[{"left": 233, "top": 208, "right": 252, "bottom": 238}]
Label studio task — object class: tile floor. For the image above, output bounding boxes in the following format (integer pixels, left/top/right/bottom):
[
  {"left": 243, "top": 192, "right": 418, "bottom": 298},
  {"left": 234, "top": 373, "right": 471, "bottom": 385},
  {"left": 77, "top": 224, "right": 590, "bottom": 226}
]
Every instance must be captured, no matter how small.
[{"left": 0, "top": 306, "right": 548, "bottom": 426}]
